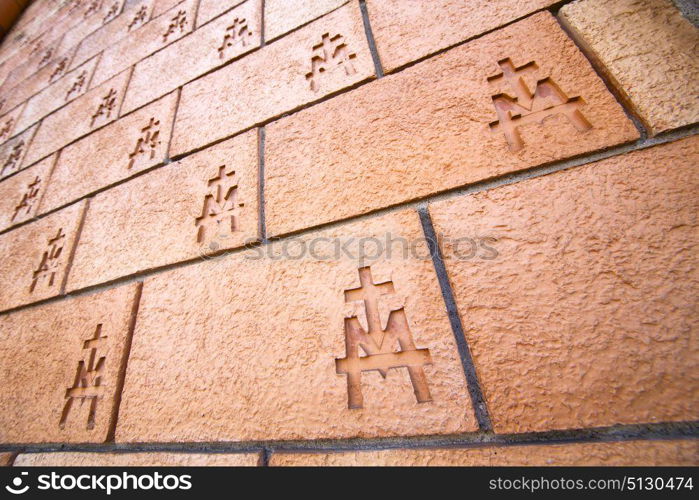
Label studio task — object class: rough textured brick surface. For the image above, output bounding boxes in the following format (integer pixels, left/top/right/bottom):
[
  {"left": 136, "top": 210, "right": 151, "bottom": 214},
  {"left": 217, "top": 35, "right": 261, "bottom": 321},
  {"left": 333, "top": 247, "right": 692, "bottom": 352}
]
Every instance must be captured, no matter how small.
[
  {"left": 0, "top": 201, "right": 86, "bottom": 312},
  {"left": 0, "top": 284, "right": 140, "bottom": 443},
  {"left": 430, "top": 137, "right": 699, "bottom": 434},
  {"left": 39, "top": 91, "right": 178, "bottom": 215},
  {"left": 366, "top": 0, "right": 557, "bottom": 72},
  {"left": 0, "top": 155, "right": 55, "bottom": 231},
  {"left": 23, "top": 69, "right": 130, "bottom": 167},
  {"left": 0, "top": 123, "right": 38, "bottom": 180},
  {"left": 116, "top": 209, "right": 477, "bottom": 442},
  {"left": 264, "top": 0, "right": 347, "bottom": 42},
  {"left": 171, "top": 2, "right": 375, "bottom": 156},
  {"left": 265, "top": 12, "right": 639, "bottom": 237},
  {"left": 152, "top": 0, "right": 184, "bottom": 19},
  {"left": 14, "top": 452, "right": 260, "bottom": 466},
  {"left": 270, "top": 440, "right": 699, "bottom": 466},
  {"left": 68, "top": 131, "right": 259, "bottom": 291},
  {"left": 56, "top": 0, "right": 125, "bottom": 57},
  {"left": 0, "top": 104, "right": 25, "bottom": 145},
  {"left": 122, "top": 0, "right": 261, "bottom": 114},
  {"left": 15, "top": 56, "right": 101, "bottom": 133},
  {"left": 560, "top": 0, "right": 699, "bottom": 135},
  {"left": 196, "top": 0, "right": 247, "bottom": 27},
  {"left": 70, "top": 0, "right": 155, "bottom": 72},
  {"left": 90, "top": 0, "right": 197, "bottom": 88},
  {"left": 0, "top": 453, "right": 14, "bottom": 466}
]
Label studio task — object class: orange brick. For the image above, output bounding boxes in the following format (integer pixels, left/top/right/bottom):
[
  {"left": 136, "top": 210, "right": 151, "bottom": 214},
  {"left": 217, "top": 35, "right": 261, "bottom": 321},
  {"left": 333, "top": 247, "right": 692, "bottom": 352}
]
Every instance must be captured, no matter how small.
[
  {"left": 170, "top": 2, "right": 375, "bottom": 157},
  {"left": 39, "top": 91, "right": 178, "bottom": 215},
  {"left": 0, "top": 104, "right": 25, "bottom": 146},
  {"left": 264, "top": 0, "right": 347, "bottom": 42},
  {"left": 366, "top": 0, "right": 558, "bottom": 72},
  {"left": 0, "top": 201, "right": 86, "bottom": 311},
  {"left": 196, "top": 0, "right": 247, "bottom": 27},
  {"left": 22, "top": 69, "right": 130, "bottom": 167},
  {"left": 14, "top": 56, "right": 100, "bottom": 133},
  {"left": 70, "top": 0, "right": 155, "bottom": 72},
  {"left": 14, "top": 452, "right": 261, "bottom": 466},
  {"left": 430, "top": 136, "right": 699, "bottom": 433},
  {"left": 0, "top": 453, "right": 13, "bottom": 466},
  {"left": 116, "top": 209, "right": 477, "bottom": 442},
  {"left": 0, "top": 123, "right": 38, "bottom": 181},
  {"left": 68, "top": 131, "right": 259, "bottom": 291},
  {"left": 270, "top": 440, "right": 699, "bottom": 466},
  {"left": 265, "top": 12, "right": 639, "bottom": 237},
  {"left": 0, "top": 155, "right": 55, "bottom": 231},
  {"left": 90, "top": 0, "right": 198, "bottom": 88},
  {"left": 122, "top": 0, "right": 261, "bottom": 114},
  {"left": 0, "top": 284, "right": 141, "bottom": 443},
  {"left": 560, "top": 0, "right": 699, "bottom": 135}
]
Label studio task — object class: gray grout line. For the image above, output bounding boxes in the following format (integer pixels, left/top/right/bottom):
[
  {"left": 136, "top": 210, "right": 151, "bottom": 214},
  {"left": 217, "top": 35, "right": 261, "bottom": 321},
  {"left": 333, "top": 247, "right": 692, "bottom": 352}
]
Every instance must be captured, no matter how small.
[
  {"left": 2, "top": 421, "right": 697, "bottom": 455},
  {"left": 260, "top": 0, "right": 266, "bottom": 46},
  {"left": 59, "top": 197, "right": 90, "bottom": 295},
  {"left": 358, "top": 0, "right": 384, "bottom": 78},
  {"left": 418, "top": 207, "right": 493, "bottom": 432}
]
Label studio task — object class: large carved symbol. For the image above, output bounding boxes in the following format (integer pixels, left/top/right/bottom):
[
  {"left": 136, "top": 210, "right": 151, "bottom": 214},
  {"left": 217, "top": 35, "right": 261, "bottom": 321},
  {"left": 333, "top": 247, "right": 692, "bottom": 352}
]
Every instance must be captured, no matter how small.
[
  {"left": 1, "top": 140, "right": 25, "bottom": 176},
  {"left": 12, "top": 176, "right": 41, "bottom": 221},
  {"left": 60, "top": 324, "right": 108, "bottom": 430},
  {"left": 127, "top": 117, "right": 160, "bottom": 168},
  {"left": 65, "top": 71, "right": 87, "bottom": 101},
  {"left": 49, "top": 56, "right": 69, "bottom": 83},
  {"left": 305, "top": 33, "right": 357, "bottom": 92},
  {"left": 90, "top": 88, "right": 117, "bottom": 127},
  {"left": 30, "top": 227, "right": 65, "bottom": 293},
  {"left": 162, "top": 9, "right": 188, "bottom": 42},
  {"left": 0, "top": 117, "right": 14, "bottom": 142},
  {"left": 487, "top": 58, "right": 592, "bottom": 152},
  {"left": 103, "top": 1, "right": 120, "bottom": 23},
  {"left": 335, "top": 267, "right": 433, "bottom": 409},
  {"left": 195, "top": 165, "right": 244, "bottom": 243},
  {"left": 127, "top": 5, "right": 148, "bottom": 31},
  {"left": 217, "top": 18, "right": 253, "bottom": 59}
]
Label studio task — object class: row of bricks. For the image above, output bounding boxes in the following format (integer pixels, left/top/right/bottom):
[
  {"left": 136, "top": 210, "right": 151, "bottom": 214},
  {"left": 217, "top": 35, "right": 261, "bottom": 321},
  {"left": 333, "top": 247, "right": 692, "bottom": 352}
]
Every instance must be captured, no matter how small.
[
  {"left": 2, "top": 440, "right": 698, "bottom": 465},
  {"left": 0, "top": 10, "right": 663, "bottom": 308},
  {"left": 1, "top": 0, "right": 696, "bottom": 180},
  {"left": 0, "top": 136, "right": 696, "bottom": 443}
]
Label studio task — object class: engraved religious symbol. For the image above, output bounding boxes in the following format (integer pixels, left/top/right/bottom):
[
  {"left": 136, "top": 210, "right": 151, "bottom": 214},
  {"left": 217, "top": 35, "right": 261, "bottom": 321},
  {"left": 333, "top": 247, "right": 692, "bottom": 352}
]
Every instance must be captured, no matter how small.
[
  {"left": 0, "top": 117, "right": 13, "bottom": 142},
  {"left": 335, "top": 267, "right": 433, "bottom": 409},
  {"left": 83, "top": 0, "right": 100, "bottom": 18},
  {"left": 217, "top": 18, "right": 253, "bottom": 58},
  {"left": 195, "top": 165, "right": 245, "bottom": 243},
  {"left": 1, "top": 140, "right": 25, "bottom": 176},
  {"left": 305, "top": 33, "right": 357, "bottom": 92},
  {"left": 60, "top": 324, "right": 108, "bottom": 430},
  {"left": 487, "top": 58, "right": 592, "bottom": 151},
  {"left": 90, "top": 88, "right": 117, "bottom": 126},
  {"left": 65, "top": 70, "right": 87, "bottom": 101},
  {"left": 38, "top": 47, "right": 54, "bottom": 68},
  {"left": 128, "top": 5, "right": 148, "bottom": 31},
  {"left": 30, "top": 227, "right": 66, "bottom": 293},
  {"left": 49, "top": 56, "right": 69, "bottom": 83},
  {"left": 127, "top": 117, "right": 160, "bottom": 168},
  {"left": 162, "top": 9, "right": 188, "bottom": 42},
  {"left": 103, "top": 1, "right": 120, "bottom": 23},
  {"left": 12, "top": 176, "right": 41, "bottom": 221}
]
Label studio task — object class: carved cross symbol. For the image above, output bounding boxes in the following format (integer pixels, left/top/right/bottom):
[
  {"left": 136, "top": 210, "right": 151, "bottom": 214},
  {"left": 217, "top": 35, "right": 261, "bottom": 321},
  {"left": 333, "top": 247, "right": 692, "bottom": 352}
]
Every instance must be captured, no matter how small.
[
  {"left": 103, "top": 1, "right": 120, "bottom": 23},
  {"left": 12, "top": 176, "right": 41, "bottom": 221},
  {"left": 90, "top": 88, "right": 117, "bottom": 127},
  {"left": 65, "top": 71, "right": 87, "bottom": 101},
  {"left": 60, "top": 324, "right": 108, "bottom": 430},
  {"left": 305, "top": 33, "right": 357, "bottom": 92},
  {"left": 1, "top": 140, "right": 25, "bottom": 176},
  {"left": 487, "top": 58, "right": 592, "bottom": 151},
  {"left": 162, "top": 10, "right": 188, "bottom": 42},
  {"left": 335, "top": 267, "right": 433, "bottom": 409},
  {"left": 30, "top": 227, "right": 66, "bottom": 293},
  {"left": 0, "top": 117, "right": 13, "bottom": 142},
  {"left": 217, "top": 18, "right": 253, "bottom": 59},
  {"left": 127, "top": 117, "right": 161, "bottom": 169},
  {"left": 128, "top": 5, "right": 148, "bottom": 31},
  {"left": 38, "top": 47, "right": 54, "bottom": 68},
  {"left": 195, "top": 165, "right": 245, "bottom": 243},
  {"left": 49, "top": 57, "right": 69, "bottom": 83}
]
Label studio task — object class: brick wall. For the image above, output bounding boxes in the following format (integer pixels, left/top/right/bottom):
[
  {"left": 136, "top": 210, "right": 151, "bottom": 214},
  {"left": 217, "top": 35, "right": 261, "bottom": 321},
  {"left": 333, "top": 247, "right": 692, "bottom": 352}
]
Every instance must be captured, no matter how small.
[{"left": 0, "top": 0, "right": 696, "bottom": 466}]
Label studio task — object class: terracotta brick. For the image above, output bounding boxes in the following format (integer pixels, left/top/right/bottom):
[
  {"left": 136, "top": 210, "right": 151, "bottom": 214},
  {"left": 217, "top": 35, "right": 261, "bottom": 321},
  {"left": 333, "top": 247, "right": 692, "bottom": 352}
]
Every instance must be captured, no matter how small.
[
  {"left": 171, "top": 2, "right": 375, "bottom": 157},
  {"left": 22, "top": 69, "right": 130, "bottom": 167},
  {"left": 366, "top": 0, "right": 557, "bottom": 73},
  {"left": 0, "top": 40, "right": 71, "bottom": 97},
  {"left": 14, "top": 452, "right": 260, "bottom": 466},
  {"left": 270, "top": 440, "right": 699, "bottom": 466},
  {"left": 0, "top": 201, "right": 86, "bottom": 311},
  {"left": 57, "top": 0, "right": 126, "bottom": 57},
  {"left": 116, "top": 209, "right": 477, "bottom": 442},
  {"left": 90, "top": 0, "right": 198, "bottom": 88},
  {"left": 14, "top": 57, "right": 100, "bottom": 134},
  {"left": 0, "top": 123, "right": 39, "bottom": 181},
  {"left": 196, "top": 0, "right": 247, "bottom": 27},
  {"left": 0, "top": 155, "right": 55, "bottom": 231},
  {"left": 430, "top": 136, "right": 699, "bottom": 433},
  {"left": 265, "top": 12, "right": 639, "bottom": 237},
  {"left": 122, "top": 0, "right": 262, "bottom": 114},
  {"left": 0, "top": 104, "right": 25, "bottom": 146},
  {"left": 70, "top": 0, "right": 155, "bottom": 72},
  {"left": 0, "top": 284, "right": 141, "bottom": 443},
  {"left": 39, "top": 91, "right": 178, "bottom": 215},
  {"left": 68, "top": 131, "right": 259, "bottom": 291},
  {"left": 560, "top": 0, "right": 699, "bottom": 135},
  {"left": 264, "top": 0, "right": 347, "bottom": 42},
  {"left": 0, "top": 453, "right": 13, "bottom": 466}
]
